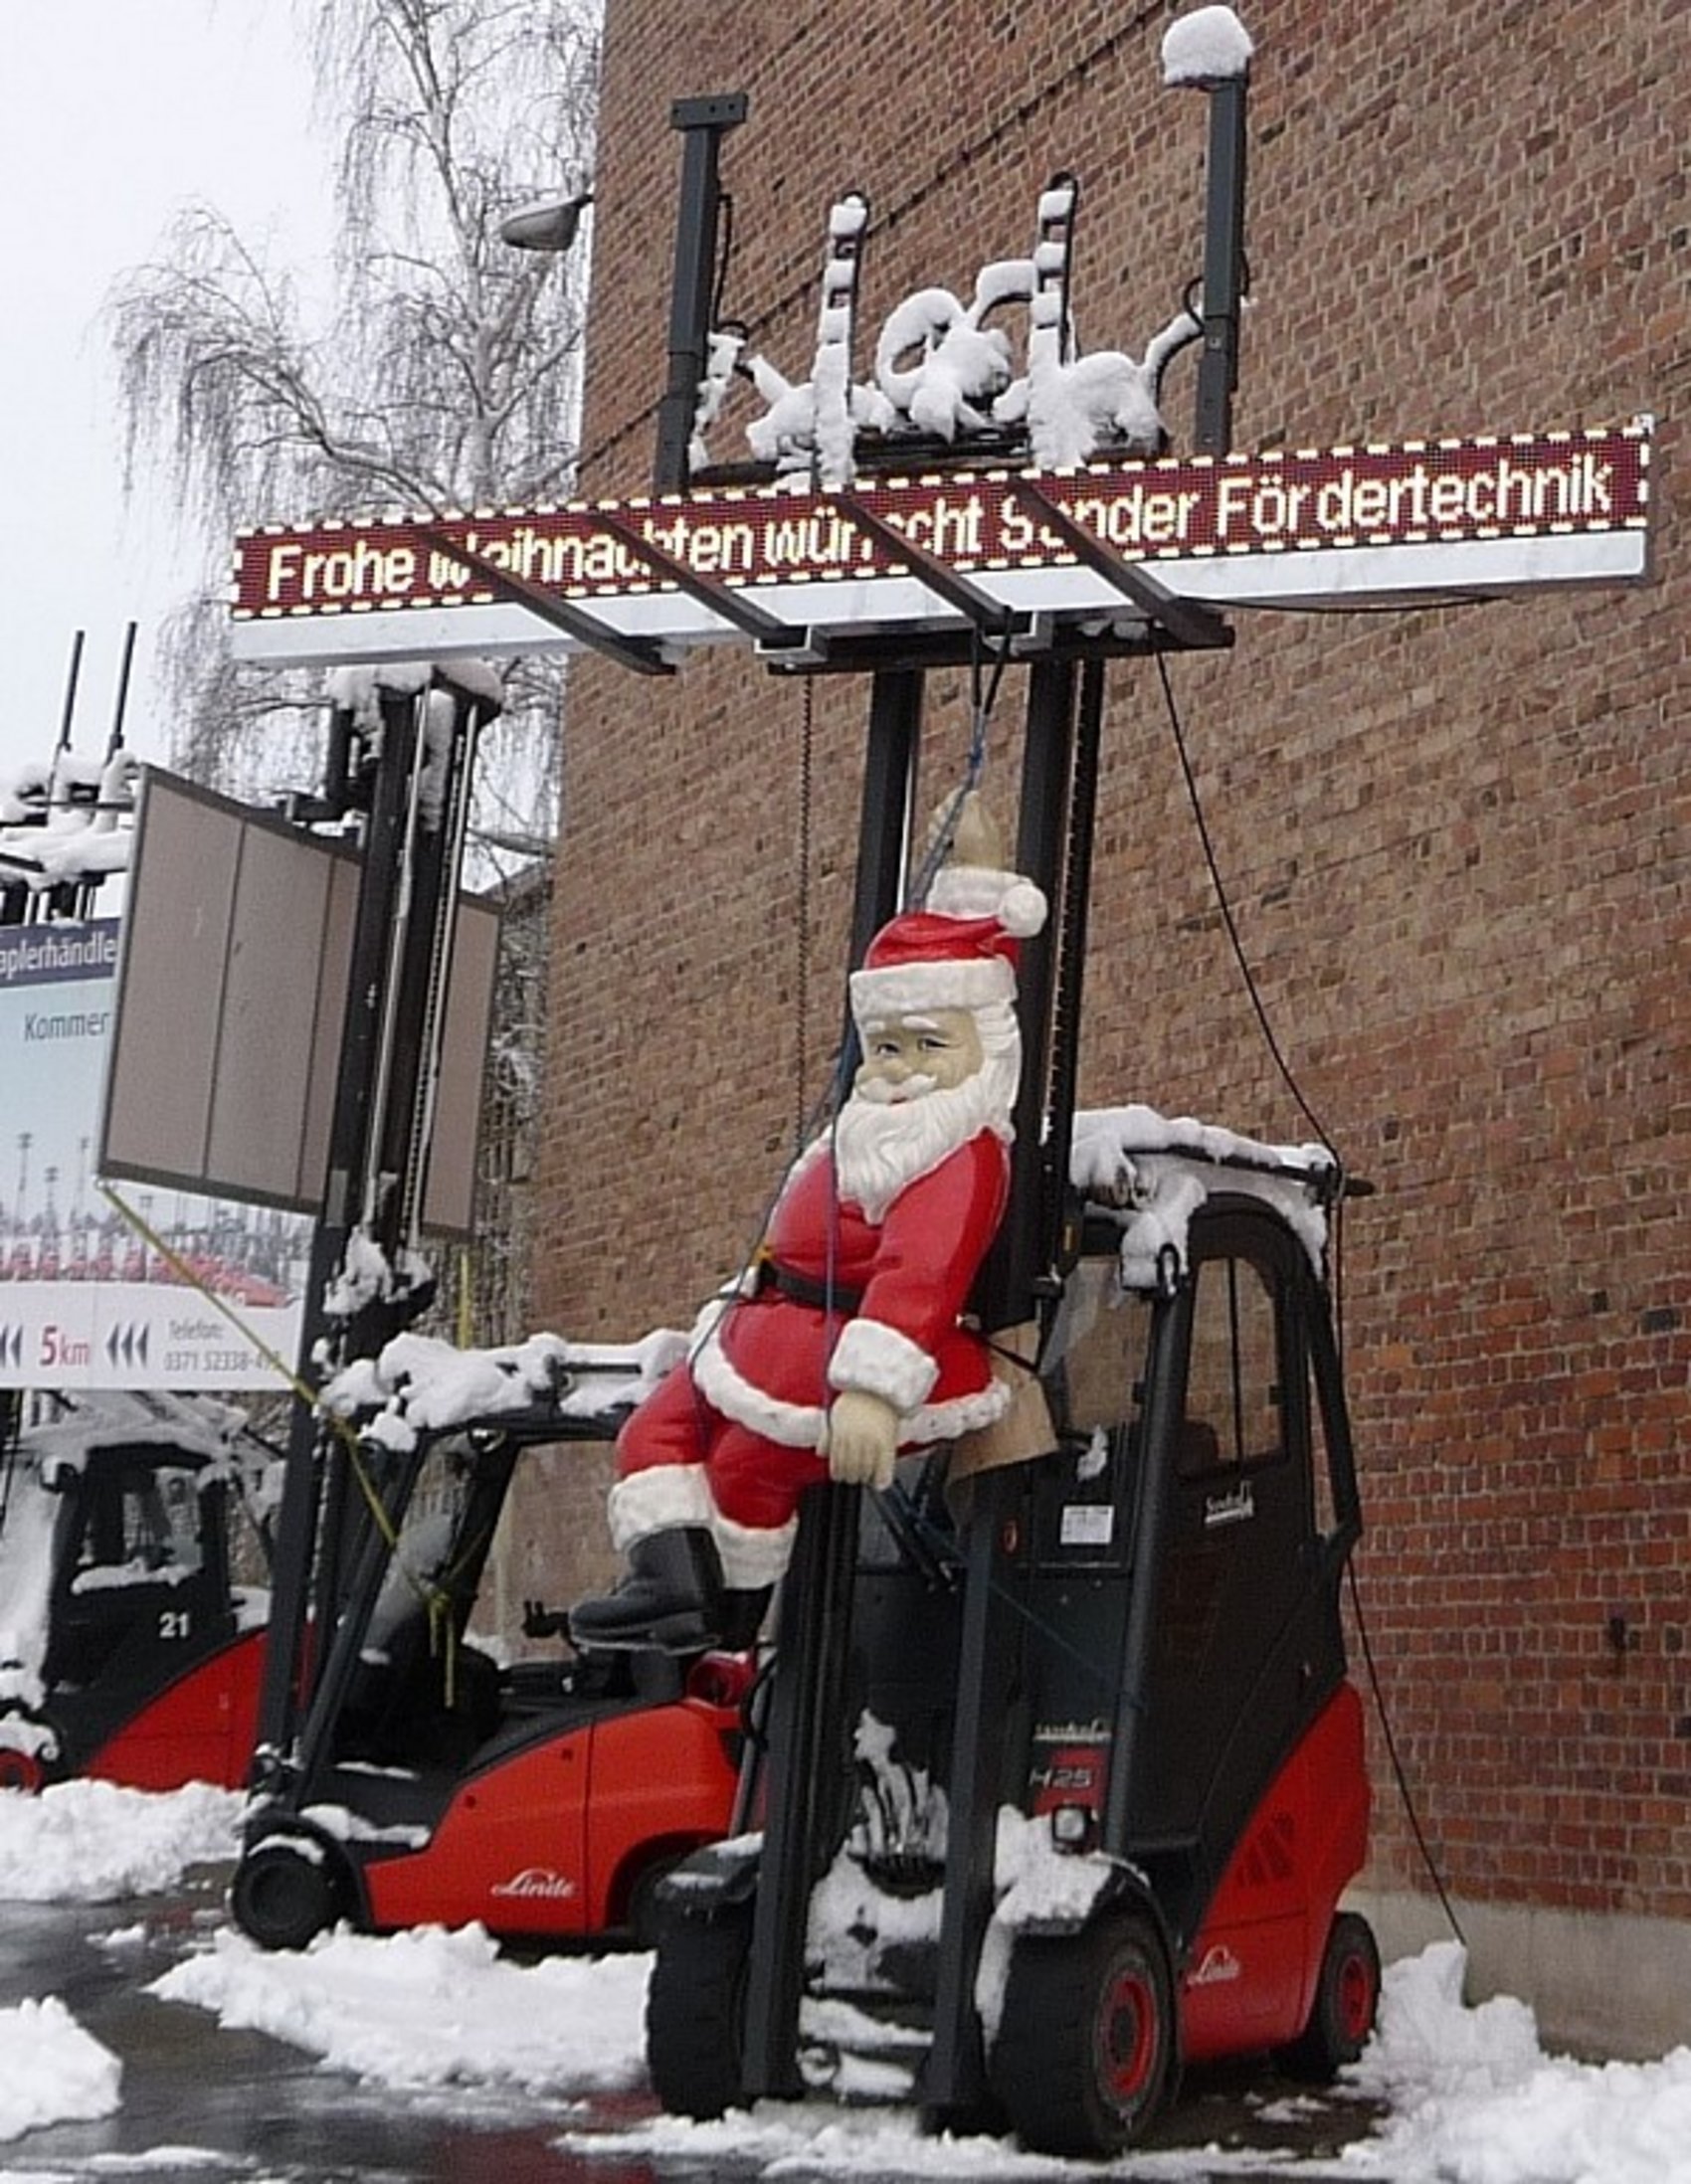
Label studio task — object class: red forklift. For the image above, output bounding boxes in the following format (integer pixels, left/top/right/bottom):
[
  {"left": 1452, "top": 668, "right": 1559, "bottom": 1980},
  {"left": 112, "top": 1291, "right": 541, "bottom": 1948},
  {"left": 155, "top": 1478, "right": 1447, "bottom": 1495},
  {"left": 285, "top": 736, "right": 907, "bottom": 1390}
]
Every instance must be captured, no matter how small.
[
  {"left": 228, "top": 1371, "right": 749, "bottom": 1952},
  {"left": 0, "top": 1389, "right": 273, "bottom": 1794},
  {"left": 214, "top": 670, "right": 750, "bottom": 1954},
  {"left": 645, "top": 1113, "right": 1377, "bottom": 2155}
]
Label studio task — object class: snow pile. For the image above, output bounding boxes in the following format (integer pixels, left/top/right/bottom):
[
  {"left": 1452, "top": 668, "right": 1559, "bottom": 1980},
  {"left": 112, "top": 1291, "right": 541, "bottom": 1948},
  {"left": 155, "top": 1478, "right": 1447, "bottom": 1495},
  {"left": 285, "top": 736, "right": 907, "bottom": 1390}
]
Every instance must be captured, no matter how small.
[
  {"left": 323, "top": 657, "right": 504, "bottom": 719},
  {"left": 0, "top": 1779, "right": 243, "bottom": 1903},
  {"left": 0, "top": 1996, "right": 122, "bottom": 2141},
  {"left": 570, "top": 2101, "right": 1086, "bottom": 2176},
  {"left": 873, "top": 273, "right": 1022, "bottom": 444},
  {"left": 1350, "top": 1940, "right": 1691, "bottom": 2184},
  {"left": 150, "top": 1921, "right": 650, "bottom": 2095}
]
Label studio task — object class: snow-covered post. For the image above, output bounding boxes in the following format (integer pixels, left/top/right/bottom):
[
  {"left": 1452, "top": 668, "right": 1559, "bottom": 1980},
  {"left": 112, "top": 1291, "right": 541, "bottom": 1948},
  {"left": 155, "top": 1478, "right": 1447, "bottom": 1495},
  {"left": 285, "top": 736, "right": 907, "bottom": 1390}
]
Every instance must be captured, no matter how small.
[
  {"left": 1161, "top": 5, "right": 1253, "bottom": 455},
  {"left": 812, "top": 193, "right": 868, "bottom": 487}
]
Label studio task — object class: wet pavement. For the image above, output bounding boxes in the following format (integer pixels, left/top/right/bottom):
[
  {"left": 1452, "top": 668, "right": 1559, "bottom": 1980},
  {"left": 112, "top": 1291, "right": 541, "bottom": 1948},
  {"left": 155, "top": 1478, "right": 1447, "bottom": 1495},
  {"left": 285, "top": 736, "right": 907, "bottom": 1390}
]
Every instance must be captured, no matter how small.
[{"left": 0, "top": 1869, "right": 1386, "bottom": 2183}]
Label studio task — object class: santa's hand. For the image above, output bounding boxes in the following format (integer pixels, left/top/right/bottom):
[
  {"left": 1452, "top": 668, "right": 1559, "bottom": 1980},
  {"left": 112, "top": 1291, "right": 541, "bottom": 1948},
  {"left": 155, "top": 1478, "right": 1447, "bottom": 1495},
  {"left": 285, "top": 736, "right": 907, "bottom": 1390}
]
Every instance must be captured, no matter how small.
[{"left": 825, "top": 1389, "right": 900, "bottom": 1489}]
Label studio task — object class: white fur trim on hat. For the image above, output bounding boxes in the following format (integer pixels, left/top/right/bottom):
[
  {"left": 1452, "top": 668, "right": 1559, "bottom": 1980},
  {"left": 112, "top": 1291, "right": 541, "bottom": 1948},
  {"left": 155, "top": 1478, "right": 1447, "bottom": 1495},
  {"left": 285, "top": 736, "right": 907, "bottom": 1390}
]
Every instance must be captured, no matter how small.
[
  {"left": 926, "top": 864, "right": 1048, "bottom": 937},
  {"left": 849, "top": 951, "right": 1016, "bottom": 1025},
  {"left": 827, "top": 1317, "right": 940, "bottom": 1413},
  {"left": 712, "top": 1509, "right": 798, "bottom": 1589},
  {"left": 607, "top": 1464, "right": 715, "bottom": 1551}
]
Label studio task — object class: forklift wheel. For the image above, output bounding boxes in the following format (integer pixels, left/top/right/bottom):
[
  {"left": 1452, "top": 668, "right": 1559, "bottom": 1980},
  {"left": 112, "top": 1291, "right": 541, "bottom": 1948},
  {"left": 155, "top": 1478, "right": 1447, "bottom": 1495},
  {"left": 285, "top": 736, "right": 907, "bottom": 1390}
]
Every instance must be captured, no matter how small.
[
  {"left": 646, "top": 1904, "right": 753, "bottom": 2119},
  {"left": 0, "top": 1746, "right": 46, "bottom": 1795},
  {"left": 230, "top": 1839, "right": 348, "bottom": 1952},
  {"left": 989, "top": 1911, "right": 1174, "bottom": 2157},
  {"left": 1278, "top": 1911, "right": 1381, "bottom": 2081},
  {"left": 625, "top": 1852, "right": 690, "bottom": 1949}
]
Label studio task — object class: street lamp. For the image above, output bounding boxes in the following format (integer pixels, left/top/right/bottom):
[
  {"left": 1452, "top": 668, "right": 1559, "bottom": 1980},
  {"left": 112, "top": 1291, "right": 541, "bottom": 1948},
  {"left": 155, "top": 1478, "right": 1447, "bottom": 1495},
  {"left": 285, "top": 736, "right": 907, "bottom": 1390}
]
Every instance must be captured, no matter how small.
[{"left": 499, "top": 190, "right": 594, "bottom": 255}]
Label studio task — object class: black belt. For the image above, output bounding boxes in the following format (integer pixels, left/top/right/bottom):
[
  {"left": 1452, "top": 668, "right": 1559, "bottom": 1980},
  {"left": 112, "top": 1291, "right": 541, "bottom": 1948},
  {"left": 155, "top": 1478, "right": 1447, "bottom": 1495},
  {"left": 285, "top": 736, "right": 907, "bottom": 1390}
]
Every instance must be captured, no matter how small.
[{"left": 756, "top": 1257, "right": 865, "bottom": 1314}]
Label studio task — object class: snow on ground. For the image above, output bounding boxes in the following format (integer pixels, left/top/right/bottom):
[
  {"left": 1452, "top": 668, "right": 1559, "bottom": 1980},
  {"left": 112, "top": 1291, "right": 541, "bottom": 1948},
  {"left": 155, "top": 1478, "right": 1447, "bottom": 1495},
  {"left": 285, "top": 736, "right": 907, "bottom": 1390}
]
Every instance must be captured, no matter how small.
[
  {"left": 6, "top": 1783, "right": 1691, "bottom": 2182},
  {"left": 148, "top": 1921, "right": 649, "bottom": 2097},
  {"left": 0, "top": 1997, "right": 121, "bottom": 2143},
  {"left": 0, "top": 1778, "right": 242, "bottom": 1902},
  {"left": 1344, "top": 1941, "right": 1691, "bottom": 2184}
]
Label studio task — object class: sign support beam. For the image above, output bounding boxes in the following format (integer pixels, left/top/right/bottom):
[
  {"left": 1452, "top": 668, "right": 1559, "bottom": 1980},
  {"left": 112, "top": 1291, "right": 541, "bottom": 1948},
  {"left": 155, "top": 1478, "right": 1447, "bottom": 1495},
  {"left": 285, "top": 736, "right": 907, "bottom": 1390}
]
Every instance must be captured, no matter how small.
[{"left": 414, "top": 525, "right": 674, "bottom": 676}]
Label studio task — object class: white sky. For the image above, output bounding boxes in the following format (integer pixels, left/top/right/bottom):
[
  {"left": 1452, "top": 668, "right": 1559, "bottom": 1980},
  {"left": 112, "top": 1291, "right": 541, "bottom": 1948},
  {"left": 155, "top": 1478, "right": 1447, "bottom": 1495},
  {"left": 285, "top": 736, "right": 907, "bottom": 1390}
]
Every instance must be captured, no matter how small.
[{"left": 0, "top": 3, "right": 328, "bottom": 785}]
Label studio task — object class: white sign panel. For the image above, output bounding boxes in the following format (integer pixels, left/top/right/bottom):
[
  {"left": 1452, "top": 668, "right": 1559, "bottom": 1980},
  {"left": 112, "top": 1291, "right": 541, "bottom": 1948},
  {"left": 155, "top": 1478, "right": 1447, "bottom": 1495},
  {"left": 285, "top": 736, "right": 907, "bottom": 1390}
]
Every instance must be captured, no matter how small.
[{"left": 0, "top": 919, "right": 307, "bottom": 1391}]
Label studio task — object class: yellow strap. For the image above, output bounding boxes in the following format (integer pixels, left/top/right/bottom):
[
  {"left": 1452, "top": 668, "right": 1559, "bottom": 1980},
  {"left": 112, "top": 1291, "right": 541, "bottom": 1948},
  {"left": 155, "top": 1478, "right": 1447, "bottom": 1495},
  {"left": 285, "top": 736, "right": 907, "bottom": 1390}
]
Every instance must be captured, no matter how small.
[{"left": 97, "top": 1182, "right": 443, "bottom": 1609}]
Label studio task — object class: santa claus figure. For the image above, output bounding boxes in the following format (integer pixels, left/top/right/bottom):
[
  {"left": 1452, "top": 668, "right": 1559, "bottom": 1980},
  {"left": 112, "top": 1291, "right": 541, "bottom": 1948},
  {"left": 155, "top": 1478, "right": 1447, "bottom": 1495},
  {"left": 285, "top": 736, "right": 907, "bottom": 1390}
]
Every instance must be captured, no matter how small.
[{"left": 570, "top": 811, "right": 1045, "bottom": 1654}]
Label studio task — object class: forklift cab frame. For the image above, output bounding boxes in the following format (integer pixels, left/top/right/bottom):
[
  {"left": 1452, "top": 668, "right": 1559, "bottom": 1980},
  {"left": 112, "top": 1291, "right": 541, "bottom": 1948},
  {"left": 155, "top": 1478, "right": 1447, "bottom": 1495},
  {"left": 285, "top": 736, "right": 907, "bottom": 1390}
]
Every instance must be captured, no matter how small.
[
  {"left": 646, "top": 1152, "right": 1375, "bottom": 2155},
  {"left": 0, "top": 1413, "right": 269, "bottom": 1794}
]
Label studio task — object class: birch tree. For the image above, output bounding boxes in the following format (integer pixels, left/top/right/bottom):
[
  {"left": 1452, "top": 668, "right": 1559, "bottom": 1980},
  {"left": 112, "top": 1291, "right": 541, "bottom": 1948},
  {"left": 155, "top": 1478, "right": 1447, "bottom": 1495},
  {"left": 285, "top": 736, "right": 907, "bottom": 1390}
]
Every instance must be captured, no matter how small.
[
  {"left": 111, "top": 0, "right": 599, "bottom": 1339},
  {"left": 110, "top": 0, "right": 599, "bottom": 848}
]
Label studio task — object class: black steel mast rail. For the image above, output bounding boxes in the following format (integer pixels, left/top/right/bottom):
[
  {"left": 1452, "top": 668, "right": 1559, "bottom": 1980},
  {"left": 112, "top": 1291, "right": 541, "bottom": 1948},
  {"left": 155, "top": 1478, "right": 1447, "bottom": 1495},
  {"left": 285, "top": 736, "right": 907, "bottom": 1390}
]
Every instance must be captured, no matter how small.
[
  {"left": 833, "top": 489, "right": 1025, "bottom": 639},
  {"left": 1001, "top": 477, "right": 1232, "bottom": 653},
  {"left": 414, "top": 524, "right": 674, "bottom": 677},
  {"left": 589, "top": 503, "right": 819, "bottom": 653}
]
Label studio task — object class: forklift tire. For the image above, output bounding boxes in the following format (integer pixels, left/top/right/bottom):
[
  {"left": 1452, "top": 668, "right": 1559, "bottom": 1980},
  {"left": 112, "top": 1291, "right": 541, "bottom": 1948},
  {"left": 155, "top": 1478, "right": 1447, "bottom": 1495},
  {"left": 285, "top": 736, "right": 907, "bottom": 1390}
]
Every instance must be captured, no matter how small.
[
  {"left": 1278, "top": 1911, "right": 1381, "bottom": 2082},
  {"left": 229, "top": 1839, "right": 349, "bottom": 1952},
  {"left": 0, "top": 1746, "right": 46, "bottom": 1795},
  {"left": 646, "top": 1904, "right": 752, "bottom": 2119},
  {"left": 989, "top": 1910, "right": 1175, "bottom": 2158},
  {"left": 625, "top": 1852, "right": 689, "bottom": 1949}
]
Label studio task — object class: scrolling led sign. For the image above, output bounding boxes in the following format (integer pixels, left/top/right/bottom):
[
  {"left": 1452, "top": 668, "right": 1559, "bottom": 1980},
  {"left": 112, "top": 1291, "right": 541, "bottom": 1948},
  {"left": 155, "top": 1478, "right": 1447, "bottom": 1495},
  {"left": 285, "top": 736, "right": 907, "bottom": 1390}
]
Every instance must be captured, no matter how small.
[{"left": 232, "top": 423, "right": 1651, "bottom": 662}]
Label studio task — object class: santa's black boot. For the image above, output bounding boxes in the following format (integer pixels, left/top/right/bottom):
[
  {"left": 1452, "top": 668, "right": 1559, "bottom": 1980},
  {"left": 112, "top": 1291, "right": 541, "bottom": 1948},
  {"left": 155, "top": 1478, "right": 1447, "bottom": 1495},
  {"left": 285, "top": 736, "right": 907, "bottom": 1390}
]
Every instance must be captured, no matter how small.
[{"left": 569, "top": 1528, "right": 725, "bottom": 1654}]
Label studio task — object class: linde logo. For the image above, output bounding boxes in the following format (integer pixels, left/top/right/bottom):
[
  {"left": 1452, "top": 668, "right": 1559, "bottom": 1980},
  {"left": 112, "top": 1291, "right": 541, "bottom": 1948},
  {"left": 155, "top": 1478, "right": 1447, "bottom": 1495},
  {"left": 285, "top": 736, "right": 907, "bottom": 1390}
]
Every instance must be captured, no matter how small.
[
  {"left": 488, "top": 1866, "right": 577, "bottom": 1901},
  {"left": 1189, "top": 1942, "right": 1243, "bottom": 1987},
  {"left": 234, "top": 424, "right": 1649, "bottom": 621}
]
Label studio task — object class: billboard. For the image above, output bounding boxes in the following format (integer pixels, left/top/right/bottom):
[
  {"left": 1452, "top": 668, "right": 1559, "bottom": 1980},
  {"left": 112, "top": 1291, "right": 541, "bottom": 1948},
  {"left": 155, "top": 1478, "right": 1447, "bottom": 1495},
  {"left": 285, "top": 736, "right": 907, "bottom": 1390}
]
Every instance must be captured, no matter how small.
[
  {"left": 99, "top": 770, "right": 498, "bottom": 1237},
  {"left": 0, "top": 919, "right": 309, "bottom": 1390},
  {"left": 229, "top": 421, "right": 1653, "bottom": 668}
]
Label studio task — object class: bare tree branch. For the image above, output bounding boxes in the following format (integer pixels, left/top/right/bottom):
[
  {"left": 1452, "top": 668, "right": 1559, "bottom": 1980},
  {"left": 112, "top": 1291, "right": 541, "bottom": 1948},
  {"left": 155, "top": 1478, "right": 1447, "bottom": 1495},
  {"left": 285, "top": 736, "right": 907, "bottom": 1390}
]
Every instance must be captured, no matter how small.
[{"left": 109, "top": 0, "right": 598, "bottom": 822}]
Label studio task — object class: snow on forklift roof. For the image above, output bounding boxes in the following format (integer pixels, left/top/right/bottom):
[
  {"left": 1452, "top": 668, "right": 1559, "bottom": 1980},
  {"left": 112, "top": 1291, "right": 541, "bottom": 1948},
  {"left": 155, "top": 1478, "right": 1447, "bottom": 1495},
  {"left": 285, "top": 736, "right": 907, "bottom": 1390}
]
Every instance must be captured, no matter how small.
[
  {"left": 322, "top": 1326, "right": 689, "bottom": 1452},
  {"left": 1070, "top": 1105, "right": 1339, "bottom": 1284},
  {"left": 16, "top": 1390, "right": 250, "bottom": 1486}
]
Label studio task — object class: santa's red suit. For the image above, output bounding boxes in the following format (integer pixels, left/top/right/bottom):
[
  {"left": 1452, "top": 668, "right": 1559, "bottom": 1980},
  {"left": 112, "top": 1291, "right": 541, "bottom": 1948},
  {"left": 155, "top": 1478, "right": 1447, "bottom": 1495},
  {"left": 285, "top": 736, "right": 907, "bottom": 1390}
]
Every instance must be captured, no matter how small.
[
  {"left": 570, "top": 846, "right": 1046, "bottom": 1644},
  {"left": 610, "top": 1124, "right": 1013, "bottom": 1587}
]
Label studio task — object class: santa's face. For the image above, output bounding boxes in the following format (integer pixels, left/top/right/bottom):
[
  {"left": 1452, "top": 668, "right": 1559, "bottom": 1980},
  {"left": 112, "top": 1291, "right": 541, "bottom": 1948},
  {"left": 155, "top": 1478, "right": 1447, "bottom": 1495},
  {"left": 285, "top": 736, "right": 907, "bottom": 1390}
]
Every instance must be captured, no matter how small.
[
  {"left": 833, "top": 1004, "right": 1019, "bottom": 1223},
  {"left": 854, "top": 1008, "right": 984, "bottom": 1102}
]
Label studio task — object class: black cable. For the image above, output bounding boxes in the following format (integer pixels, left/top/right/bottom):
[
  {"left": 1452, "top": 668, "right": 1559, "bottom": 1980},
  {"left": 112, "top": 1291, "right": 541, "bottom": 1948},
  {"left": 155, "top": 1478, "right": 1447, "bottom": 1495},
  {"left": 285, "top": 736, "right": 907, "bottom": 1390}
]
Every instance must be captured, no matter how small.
[
  {"left": 1155, "top": 650, "right": 1465, "bottom": 1943},
  {"left": 1154, "top": 649, "right": 1337, "bottom": 1166},
  {"left": 1348, "top": 1560, "right": 1468, "bottom": 1946}
]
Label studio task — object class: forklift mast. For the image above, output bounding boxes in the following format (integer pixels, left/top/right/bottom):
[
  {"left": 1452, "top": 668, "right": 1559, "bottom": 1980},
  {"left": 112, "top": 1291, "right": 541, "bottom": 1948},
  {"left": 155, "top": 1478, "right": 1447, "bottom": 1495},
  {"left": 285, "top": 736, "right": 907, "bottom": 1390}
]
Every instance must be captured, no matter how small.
[{"left": 723, "top": 66, "right": 1248, "bottom": 2114}]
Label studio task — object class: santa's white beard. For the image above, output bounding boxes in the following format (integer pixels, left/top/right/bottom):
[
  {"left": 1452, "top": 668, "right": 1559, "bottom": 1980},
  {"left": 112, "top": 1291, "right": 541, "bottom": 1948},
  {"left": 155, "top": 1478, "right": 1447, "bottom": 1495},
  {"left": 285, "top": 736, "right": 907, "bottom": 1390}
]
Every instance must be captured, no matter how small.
[{"left": 832, "top": 1050, "right": 1019, "bottom": 1222}]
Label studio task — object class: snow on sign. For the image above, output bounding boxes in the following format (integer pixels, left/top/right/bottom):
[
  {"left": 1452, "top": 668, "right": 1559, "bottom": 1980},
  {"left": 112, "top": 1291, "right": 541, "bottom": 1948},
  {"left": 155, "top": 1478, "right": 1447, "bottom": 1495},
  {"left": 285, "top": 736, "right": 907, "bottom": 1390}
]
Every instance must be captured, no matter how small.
[
  {"left": 230, "top": 421, "right": 1652, "bottom": 668},
  {"left": 0, "top": 919, "right": 309, "bottom": 1392}
]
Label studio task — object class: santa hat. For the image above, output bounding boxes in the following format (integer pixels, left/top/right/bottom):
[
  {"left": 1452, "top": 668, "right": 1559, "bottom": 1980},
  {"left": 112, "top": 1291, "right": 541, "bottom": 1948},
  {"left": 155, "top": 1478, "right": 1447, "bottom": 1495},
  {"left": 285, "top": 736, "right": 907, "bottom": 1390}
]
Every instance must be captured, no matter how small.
[{"left": 848, "top": 862, "right": 1046, "bottom": 1024}]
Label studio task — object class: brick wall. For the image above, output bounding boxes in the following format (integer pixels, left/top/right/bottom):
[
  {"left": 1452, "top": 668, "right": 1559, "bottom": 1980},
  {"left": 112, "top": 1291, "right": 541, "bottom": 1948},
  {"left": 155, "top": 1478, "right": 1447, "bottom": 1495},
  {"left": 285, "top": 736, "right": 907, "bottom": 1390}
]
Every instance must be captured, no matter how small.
[{"left": 532, "top": 0, "right": 1690, "bottom": 1920}]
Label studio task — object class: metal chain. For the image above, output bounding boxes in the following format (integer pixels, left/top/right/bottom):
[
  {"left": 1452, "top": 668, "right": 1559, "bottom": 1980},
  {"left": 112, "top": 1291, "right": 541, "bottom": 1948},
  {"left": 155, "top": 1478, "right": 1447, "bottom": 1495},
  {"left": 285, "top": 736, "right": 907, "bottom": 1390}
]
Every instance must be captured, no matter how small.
[{"left": 796, "top": 674, "right": 815, "bottom": 1159}]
